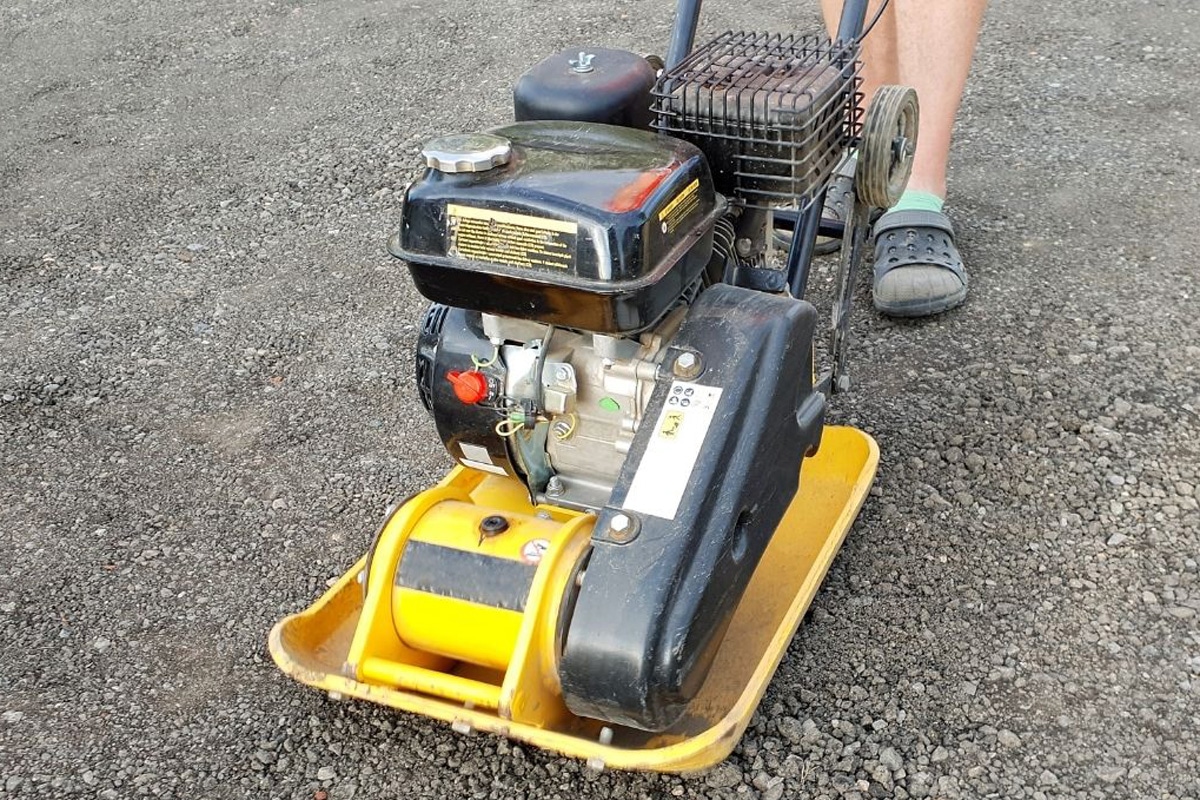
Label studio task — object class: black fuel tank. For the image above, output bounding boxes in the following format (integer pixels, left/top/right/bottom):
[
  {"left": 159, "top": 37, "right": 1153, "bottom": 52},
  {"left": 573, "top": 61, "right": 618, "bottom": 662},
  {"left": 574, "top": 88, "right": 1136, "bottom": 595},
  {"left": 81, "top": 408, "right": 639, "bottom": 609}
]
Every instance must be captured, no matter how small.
[{"left": 389, "top": 121, "right": 721, "bottom": 335}]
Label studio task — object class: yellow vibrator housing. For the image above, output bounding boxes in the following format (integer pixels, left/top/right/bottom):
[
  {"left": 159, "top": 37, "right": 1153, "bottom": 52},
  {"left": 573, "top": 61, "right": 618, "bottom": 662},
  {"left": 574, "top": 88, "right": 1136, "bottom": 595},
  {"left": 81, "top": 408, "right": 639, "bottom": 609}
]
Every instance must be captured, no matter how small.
[
  {"left": 390, "top": 499, "right": 565, "bottom": 671},
  {"left": 344, "top": 468, "right": 594, "bottom": 716}
]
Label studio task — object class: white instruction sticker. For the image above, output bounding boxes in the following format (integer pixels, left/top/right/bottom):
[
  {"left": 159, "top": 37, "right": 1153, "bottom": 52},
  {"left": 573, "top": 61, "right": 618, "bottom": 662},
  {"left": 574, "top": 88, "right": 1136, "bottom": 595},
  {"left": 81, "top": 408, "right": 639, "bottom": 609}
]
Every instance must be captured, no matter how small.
[
  {"left": 621, "top": 382, "right": 723, "bottom": 520},
  {"left": 459, "top": 442, "right": 507, "bottom": 475},
  {"left": 460, "top": 442, "right": 494, "bottom": 464}
]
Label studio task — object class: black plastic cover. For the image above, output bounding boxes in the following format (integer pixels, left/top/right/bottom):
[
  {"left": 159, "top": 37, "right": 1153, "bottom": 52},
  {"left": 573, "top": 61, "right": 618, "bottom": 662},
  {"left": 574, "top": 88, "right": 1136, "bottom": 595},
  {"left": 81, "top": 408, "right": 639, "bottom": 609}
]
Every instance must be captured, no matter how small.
[
  {"left": 514, "top": 48, "right": 657, "bottom": 129},
  {"left": 558, "top": 284, "right": 827, "bottom": 731},
  {"left": 416, "top": 305, "right": 516, "bottom": 478},
  {"left": 390, "top": 121, "right": 721, "bottom": 334}
]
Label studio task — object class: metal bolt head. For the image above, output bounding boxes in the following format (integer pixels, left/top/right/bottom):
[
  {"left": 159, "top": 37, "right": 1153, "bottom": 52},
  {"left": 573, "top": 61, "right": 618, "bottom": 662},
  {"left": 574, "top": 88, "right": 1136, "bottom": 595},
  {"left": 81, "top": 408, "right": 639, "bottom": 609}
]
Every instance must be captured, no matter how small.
[
  {"left": 551, "top": 418, "right": 574, "bottom": 441},
  {"left": 479, "top": 514, "right": 510, "bottom": 536},
  {"left": 607, "top": 511, "right": 639, "bottom": 543},
  {"left": 546, "top": 476, "right": 565, "bottom": 496},
  {"left": 554, "top": 365, "right": 571, "bottom": 382},
  {"left": 673, "top": 351, "right": 702, "bottom": 379}
]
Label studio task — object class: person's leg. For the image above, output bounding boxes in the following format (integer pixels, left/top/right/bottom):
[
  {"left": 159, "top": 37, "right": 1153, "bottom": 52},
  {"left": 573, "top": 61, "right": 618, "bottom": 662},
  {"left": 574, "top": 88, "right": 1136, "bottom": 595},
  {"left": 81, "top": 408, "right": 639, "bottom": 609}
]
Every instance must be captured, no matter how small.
[
  {"left": 870, "top": 0, "right": 985, "bottom": 315},
  {"left": 894, "top": 0, "right": 987, "bottom": 202},
  {"left": 823, "top": 0, "right": 985, "bottom": 204},
  {"left": 823, "top": 0, "right": 987, "bottom": 316},
  {"left": 805, "top": 1, "right": 895, "bottom": 253}
]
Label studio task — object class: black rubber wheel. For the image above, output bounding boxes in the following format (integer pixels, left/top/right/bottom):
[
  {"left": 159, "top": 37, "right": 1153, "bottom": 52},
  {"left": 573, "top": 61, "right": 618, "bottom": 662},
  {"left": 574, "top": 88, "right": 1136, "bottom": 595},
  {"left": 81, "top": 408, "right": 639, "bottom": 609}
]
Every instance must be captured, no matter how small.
[{"left": 856, "top": 85, "right": 920, "bottom": 210}]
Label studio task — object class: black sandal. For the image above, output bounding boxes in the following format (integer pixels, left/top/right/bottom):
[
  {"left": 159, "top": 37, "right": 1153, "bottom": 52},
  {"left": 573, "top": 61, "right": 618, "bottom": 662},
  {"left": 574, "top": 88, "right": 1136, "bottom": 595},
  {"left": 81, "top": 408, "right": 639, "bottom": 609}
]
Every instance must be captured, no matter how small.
[{"left": 872, "top": 209, "right": 969, "bottom": 317}]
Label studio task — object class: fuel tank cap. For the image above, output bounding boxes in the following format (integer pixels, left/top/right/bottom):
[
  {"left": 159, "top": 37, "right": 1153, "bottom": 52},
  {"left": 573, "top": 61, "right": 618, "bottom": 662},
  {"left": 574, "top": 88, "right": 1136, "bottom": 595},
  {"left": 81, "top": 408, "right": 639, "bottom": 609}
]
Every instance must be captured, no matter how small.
[{"left": 421, "top": 132, "right": 512, "bottom": 174}]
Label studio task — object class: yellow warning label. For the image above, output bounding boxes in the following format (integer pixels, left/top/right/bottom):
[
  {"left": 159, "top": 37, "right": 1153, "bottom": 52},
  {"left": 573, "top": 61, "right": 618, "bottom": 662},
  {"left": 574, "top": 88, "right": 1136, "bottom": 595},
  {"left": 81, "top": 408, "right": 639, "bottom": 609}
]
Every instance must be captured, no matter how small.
[
  {"left": 447, "top": 204, "right": 577, "bottom": 270},
  {"left": 660, "top": 410, "right": 684, "bottom": 439},
  {"left": 658, "top": 178, "right": 700, "bottom": 235}
]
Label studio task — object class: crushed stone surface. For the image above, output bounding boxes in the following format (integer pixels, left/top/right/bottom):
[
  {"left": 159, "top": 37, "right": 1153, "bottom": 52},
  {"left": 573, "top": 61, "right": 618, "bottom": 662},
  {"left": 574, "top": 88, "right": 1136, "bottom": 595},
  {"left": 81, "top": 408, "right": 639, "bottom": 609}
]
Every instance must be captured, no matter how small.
[{"left": 2, "top": 0, "right": 1198, "bottom": 797}]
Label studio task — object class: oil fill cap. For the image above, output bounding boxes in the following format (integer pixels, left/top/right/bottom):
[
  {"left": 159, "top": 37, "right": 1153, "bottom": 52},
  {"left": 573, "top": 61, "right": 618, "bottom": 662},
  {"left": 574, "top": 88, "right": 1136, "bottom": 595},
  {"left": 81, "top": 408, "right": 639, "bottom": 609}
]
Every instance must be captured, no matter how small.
[{"left": 422, "top": 132, "right": 512, "bottom": 173}]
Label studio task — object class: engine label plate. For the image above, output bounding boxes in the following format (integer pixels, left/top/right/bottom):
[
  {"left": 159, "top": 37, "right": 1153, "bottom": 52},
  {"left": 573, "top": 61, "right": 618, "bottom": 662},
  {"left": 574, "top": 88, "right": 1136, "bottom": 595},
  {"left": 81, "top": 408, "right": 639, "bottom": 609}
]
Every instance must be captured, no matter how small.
[
  {"left": 658, "top": 178, "right": 700, "bottom": 235},
  {"left": 446, "top": 204, "right": 577, "bottom": 270},
  {"left": 622, "top": 381, "right": 723, "bottom": 520}
]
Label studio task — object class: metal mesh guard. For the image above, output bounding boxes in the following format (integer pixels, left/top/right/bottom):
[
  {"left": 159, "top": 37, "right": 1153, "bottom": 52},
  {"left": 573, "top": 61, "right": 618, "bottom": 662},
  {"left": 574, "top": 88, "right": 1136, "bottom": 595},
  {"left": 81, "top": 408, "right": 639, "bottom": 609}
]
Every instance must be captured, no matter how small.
[{"left": 652, "top": 32, "right": 861, "bottom": 209}]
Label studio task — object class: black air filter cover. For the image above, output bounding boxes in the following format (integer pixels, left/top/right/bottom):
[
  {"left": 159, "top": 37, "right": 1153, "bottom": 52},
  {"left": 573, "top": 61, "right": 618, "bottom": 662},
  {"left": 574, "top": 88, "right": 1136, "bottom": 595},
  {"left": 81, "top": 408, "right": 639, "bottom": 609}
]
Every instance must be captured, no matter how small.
[
  {"left": 514, "top": 47, "right": 657, "bottom": 129},
  {"left": 390, "top": 121, "right": 720, "bottom": 334}
]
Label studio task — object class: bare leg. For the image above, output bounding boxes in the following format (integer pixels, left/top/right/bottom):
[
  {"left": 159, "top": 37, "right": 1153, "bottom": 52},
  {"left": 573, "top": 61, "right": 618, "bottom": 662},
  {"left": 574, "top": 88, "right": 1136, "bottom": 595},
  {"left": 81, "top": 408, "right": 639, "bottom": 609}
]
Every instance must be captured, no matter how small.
[
  {"left": 821, "top": 0, "right": 986, "bottom": 200},
  {"left": 895, "top": 0, "right": 987, "bottom": 198},
  {"left": 821, "top": 0, "right": 987, "bottom": 317}
]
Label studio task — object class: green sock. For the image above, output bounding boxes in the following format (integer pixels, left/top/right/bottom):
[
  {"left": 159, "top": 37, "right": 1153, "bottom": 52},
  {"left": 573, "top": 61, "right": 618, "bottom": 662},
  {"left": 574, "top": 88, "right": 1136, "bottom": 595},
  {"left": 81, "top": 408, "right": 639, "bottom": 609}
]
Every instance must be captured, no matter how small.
[{"left": 889, "top": 189, "right": 944, "bottom": 214}]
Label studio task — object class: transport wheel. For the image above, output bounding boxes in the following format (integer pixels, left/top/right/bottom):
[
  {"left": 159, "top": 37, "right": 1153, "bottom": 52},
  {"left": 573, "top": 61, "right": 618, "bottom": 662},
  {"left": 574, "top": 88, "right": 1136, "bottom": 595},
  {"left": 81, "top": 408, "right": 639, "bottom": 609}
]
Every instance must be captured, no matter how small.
[{"left": 856, "top": 85, "right": 919, "bottom": 210}]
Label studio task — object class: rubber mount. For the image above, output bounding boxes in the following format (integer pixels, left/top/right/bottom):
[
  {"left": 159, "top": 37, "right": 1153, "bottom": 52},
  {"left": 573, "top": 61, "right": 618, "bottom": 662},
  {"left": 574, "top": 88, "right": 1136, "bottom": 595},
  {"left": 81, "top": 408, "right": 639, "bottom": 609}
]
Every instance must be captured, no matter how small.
[{"left": 856, "top": 85, "right": 919, "bottom": 210}]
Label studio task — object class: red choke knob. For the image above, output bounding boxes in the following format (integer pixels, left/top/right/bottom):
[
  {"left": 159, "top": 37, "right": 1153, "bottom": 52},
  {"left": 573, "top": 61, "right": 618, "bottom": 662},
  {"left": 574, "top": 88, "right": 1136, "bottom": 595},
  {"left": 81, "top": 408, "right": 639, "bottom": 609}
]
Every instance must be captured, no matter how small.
[{"left": 446, "top": 370, "right": 489, "bottom": 404}]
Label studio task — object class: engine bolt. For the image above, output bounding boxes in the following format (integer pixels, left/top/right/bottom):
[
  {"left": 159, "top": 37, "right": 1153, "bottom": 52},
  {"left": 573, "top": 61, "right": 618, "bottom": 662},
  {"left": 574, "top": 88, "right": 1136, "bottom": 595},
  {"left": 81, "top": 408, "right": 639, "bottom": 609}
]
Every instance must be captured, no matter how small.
[
  {"left": 673, "top": 351, "right": 702, "bottom": 379},
  {"left": 569, "top": 51, "right": 595, "bottom": 73},
  {"left": 546, "top": 476, "right": 565, "bottom": 496},
  {"left": 607, "top": 512, "right": 639, "bottom": 542},
  {"left": 554, "top": 365, "right": 571, "bottom": 383}
]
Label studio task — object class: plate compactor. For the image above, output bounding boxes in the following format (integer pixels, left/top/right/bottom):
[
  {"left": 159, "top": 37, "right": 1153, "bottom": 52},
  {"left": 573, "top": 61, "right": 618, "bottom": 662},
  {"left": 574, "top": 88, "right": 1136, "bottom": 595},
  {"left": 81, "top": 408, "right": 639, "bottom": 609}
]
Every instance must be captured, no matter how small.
[{"left": 270, "top": 0, "right": 917, "bottom": 772}]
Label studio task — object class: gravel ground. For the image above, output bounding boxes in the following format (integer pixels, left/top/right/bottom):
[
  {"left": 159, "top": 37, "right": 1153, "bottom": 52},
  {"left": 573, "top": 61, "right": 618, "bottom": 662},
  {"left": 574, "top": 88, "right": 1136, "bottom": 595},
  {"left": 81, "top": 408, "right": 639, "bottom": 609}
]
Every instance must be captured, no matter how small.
[{"left": 2, "top": 0, "right": 1198, "bottom": 798}]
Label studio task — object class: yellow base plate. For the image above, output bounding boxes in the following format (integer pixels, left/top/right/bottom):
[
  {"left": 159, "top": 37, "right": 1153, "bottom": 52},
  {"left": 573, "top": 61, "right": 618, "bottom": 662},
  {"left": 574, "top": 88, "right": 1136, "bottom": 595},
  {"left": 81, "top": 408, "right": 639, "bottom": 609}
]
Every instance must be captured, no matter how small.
[{"left": 269, "top": 425, "right": 878, "bottom": 773}]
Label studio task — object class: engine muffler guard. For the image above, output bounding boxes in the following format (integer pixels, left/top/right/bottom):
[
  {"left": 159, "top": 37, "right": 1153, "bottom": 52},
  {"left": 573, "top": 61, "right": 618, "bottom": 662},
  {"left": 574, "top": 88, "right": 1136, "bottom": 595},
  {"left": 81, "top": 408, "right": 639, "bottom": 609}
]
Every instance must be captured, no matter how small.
[{"left": 269, "top": 426, "right": 877, "bottom": 773}]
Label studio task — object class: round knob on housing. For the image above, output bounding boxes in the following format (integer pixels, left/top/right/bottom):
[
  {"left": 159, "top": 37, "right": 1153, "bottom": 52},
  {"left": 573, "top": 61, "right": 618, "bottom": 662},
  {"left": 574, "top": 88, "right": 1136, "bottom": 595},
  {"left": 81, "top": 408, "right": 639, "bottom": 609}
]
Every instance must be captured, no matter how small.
[
  {"left": 421, "top": 133, "right": 512, "bottom": 173},
  {"left": 446, "top": 370, "right": 490, "bottom": 404}
]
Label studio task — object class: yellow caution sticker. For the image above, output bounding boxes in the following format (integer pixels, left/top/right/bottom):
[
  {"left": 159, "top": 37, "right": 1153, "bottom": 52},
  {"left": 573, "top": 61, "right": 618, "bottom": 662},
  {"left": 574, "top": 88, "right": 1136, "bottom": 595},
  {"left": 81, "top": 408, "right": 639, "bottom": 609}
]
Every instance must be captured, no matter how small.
[
  {"left": 658, "top": 178, "right": 700, "bottom": 235},
  {"left": 660, "top": 411, "right": 685, "bottom": 439},
  {"left": 447, "top": 204, "right": 577, "bottom": 270}
]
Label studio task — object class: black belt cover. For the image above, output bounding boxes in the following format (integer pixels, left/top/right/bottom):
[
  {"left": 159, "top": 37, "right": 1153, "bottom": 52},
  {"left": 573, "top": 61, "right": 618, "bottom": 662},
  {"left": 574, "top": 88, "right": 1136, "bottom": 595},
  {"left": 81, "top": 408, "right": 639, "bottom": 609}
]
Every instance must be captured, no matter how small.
[{"left": 557, "top": 283, "right": 825, "bottom": 731}]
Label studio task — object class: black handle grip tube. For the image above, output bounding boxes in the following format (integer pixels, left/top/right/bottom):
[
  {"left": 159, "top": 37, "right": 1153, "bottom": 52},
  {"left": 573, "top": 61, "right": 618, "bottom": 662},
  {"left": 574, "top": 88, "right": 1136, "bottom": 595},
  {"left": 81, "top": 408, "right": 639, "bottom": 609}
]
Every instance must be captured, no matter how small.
[
  {"left": 836, "top": 0, "right": 871, "bottom": 41},
  {"left": 665, "top": 0, "right": 703, "bottom": 69}
]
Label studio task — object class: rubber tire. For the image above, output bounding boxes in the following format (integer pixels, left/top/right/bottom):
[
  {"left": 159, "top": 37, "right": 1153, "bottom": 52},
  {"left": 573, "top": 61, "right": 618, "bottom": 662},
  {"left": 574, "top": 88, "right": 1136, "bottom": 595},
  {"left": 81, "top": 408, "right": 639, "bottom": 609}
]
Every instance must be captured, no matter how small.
[{"left": 856, "top": 86, "right": 919, "bottom": 210}]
